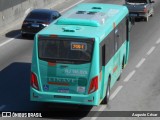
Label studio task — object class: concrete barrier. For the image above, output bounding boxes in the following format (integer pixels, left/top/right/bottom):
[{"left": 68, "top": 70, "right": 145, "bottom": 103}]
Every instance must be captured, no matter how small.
[{"left": 0, "top": 0, "right": 64, "bottom": 30}]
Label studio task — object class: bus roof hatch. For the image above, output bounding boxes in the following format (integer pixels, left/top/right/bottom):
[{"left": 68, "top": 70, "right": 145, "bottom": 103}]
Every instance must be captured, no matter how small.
[{"left": 56, "top": 10, "right": 107, "bottom": 27}]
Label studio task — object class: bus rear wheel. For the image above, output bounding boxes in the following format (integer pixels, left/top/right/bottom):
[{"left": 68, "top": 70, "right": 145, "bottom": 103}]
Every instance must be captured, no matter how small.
[
  {"left": 21, "top": 33, "right": 28, "bottom": 38},
  {"left": 102, "top": 77, "right": 111, "bottom": 104}
]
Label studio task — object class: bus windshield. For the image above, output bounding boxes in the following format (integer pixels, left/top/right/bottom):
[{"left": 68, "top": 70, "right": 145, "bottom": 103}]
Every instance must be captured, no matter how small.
[{"left": 38, "top": 37, "right": 94, "bottom": 63}]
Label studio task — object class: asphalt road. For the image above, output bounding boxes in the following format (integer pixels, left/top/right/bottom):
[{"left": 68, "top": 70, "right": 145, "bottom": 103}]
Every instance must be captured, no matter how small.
[{"left": 0, "top": 0, "right": 160, "bottom": 120}]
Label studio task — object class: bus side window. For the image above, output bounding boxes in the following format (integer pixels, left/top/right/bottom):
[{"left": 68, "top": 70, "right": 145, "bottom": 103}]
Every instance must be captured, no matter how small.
[
  {"left": 115, "top": 23, "right": 123, "bottom": 51},
  {"left": 123, "top": 18, "right": 127, "bottom": 42},
  {"left": 102, "top": 45, "right": 105, "bottom": 66},
  {"left": 100, "top": 30, "right": 114, "bottom": 70},
  {"left": 106, "top": 38, "right": 112, "bottom": 64},
  {"left": 118, "top": 23, "right": 123, "bottom": 46},
  {"left": 115, "top": 28, "right": 119, "bottom": 52},
  {"left": 105, "top": 32, "right": 114, "bottom": 64}
]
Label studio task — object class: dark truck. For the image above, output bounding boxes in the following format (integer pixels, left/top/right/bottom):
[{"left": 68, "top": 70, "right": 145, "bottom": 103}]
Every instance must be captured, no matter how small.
[{"left": 125, "top": 0, "right": 155, "bottom": 22}]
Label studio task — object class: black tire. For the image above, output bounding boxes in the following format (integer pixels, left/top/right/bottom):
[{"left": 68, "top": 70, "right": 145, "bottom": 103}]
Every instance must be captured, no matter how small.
[
  {"left": 122, "top": 57, "right": 125, "bottom": 69},
  {"left": 102, "top": 77, "right": 111, "bottom": 104},
  {"left": 21, "top": 33, "right": 27, "bottom": 38}
]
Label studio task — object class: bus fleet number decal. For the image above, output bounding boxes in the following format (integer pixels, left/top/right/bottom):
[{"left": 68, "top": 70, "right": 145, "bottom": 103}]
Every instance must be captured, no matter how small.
[{"left": 71, "top": 42, "right": 87, "bottom": 51}]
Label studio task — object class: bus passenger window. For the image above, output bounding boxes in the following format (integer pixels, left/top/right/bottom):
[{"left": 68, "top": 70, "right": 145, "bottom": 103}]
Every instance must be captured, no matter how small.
[{"left": 102, "top": 45, "right": 105, "bottom": 66}]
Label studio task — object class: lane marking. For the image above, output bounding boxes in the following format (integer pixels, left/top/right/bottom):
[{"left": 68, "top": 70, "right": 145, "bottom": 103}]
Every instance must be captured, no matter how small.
[
  {"left": 98, "top": 105, "right": 106, "bottom": 111},
  {"left": 60, "top": 0, "right": 85, "bottom": 13},
  {"left": 91, "top": 117, "right": 97, "bottom": 120},
  {"left": 0, "top": 105, "right": 6, "bottom": 110},
  {"left": 109, "top": 86, "right": 123, "bottom": 100},
  {"left": 91, "top": 105, "right": 106, "bottom": 120},
  {"left": 123, "top": 70, "right": 136, "bottom": 82},
  {"left": 146, "top": 46, "right": 155, "bottom": 56},
  {"left": 156, "top": 38, "right": 160, "bottom": 44},
  {"left": 0, "top": 34, "right": 20, "bottom": 47},
  {"left": 136, "top": 58, "right": 146, "bottom": 68}
]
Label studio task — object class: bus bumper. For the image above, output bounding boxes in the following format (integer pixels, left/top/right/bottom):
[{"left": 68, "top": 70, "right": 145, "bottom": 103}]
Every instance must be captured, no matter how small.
[{"left": 30, "top": 87, "right": 99, "bottom": 106}]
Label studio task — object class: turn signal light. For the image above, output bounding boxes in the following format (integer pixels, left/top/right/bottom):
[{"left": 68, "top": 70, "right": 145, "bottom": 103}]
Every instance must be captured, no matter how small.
[
  {"left": 88, "top": 76, "right": 98, "bottom": 94},
  {"left": 31, "top": 72, "right": 39, "bottom": 90},
  {"left": 144, "top": 8, "right": 147, "bottom": 13}
]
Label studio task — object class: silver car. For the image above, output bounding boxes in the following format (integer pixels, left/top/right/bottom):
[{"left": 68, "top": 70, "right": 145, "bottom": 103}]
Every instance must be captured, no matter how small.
[{"left": 125, "top": 0, "right": 155, "bottom": 22}]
